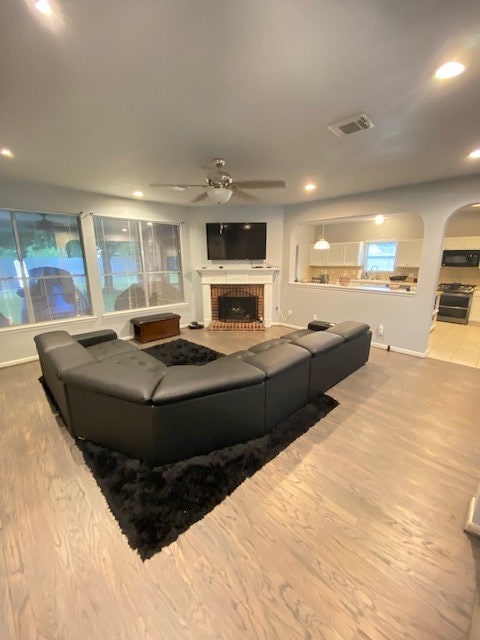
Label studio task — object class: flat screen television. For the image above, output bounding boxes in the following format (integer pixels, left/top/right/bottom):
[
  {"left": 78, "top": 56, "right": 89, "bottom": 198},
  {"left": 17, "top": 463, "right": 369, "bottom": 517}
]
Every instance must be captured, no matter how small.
[{"left": 206, "top": 222, "right": 267, "bottom": 260}]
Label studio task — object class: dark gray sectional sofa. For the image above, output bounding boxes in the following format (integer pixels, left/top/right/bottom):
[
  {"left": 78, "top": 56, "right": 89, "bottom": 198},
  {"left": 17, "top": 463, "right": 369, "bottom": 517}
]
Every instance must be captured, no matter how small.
[{"left": 34, "top": 321, "right": 371, "bottom": 465}]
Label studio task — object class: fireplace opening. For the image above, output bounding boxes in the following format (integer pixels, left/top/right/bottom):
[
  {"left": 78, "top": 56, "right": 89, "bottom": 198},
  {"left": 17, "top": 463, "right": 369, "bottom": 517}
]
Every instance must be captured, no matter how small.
[{"left": 218, "top": 295, "right": 258, "bottom": 322}]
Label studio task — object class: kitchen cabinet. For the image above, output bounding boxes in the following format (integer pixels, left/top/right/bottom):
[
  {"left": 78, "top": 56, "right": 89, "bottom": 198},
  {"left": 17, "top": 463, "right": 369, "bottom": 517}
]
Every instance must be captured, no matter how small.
[
  {"left": 309, "top": 241, "right": 364, "bottom": 266},
  {"left": 443, "top": 236, "right": 480, "bottom": 250},
  {"left": 395, "top": 239, "right": 423, "bottom": 268},
  {"left": 343, "top": 241, "right": 365, "bottom": 266},
  {"left": 470, "top": 293, "right": 480, "bottom": 323}
]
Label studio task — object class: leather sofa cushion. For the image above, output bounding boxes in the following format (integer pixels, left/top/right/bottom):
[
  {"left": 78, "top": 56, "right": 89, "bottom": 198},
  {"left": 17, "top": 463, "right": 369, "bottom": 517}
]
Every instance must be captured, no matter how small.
[
  {"left": 290, "top": 331, "right": 344, "bottom": 355},
  {"left": 72, "top": 329, "right": 118, "bottom": 348},
  {"left": 63, "top": 357, "right": 168, "bottom": 404},
  {"left": 152, "top": 358, "right": 265, "bottom": 405},
  {"left": 245, "top": 343, "right": 310, "bottom": 378},
  {"left": 98, "top": 350, "right": 165, "bottom": 372},
  {"left": 34, "top": 330, "right": 79, "bottom": 354},
  {"left": 86, "top": 339, "right": 138, "bottom": 361},
  {"left": 45, "top": 342, "right": 97, "bottom": 378},
  {"left": 327, "top": 321, "right": 370, "bottom": 341},
  {"left": 280, "top": 329, "right": 312, "bottom": 340},
  {"left": 224, "top": 350, "right": 255, "bottom": 360},
  {"left": 248, "top": 338, "right": 292, "bottom": 353}
]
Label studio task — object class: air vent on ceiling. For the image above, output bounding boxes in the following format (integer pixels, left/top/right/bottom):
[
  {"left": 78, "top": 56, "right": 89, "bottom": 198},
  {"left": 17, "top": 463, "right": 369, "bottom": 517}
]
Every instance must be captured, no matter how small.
[{"left": 328, "top": 113, "right": 374, "bottom": 137}]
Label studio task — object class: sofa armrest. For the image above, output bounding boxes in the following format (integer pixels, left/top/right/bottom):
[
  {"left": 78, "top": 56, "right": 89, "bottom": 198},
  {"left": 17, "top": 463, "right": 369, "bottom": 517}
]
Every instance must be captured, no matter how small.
[{"left": 72, "top": 329, "right": 118, "bottom": 348}]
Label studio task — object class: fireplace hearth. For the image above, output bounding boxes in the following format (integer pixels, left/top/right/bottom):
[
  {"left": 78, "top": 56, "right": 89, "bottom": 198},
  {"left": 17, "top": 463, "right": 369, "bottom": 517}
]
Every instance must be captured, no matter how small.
[{"left": 218, "top": 295, "right": 258, "bottom": 322}]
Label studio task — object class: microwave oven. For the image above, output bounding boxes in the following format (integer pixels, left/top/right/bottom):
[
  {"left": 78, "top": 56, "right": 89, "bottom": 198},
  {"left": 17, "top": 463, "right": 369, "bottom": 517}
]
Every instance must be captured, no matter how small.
[{"left": 441, "top": 249, "right": 480, "bottom": 267}]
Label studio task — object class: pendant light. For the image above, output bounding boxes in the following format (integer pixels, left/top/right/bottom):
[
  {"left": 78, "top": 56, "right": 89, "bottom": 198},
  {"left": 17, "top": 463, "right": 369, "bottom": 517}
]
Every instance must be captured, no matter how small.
[{"left": 314, "top": 222, "right": 330, "bottom": 250}]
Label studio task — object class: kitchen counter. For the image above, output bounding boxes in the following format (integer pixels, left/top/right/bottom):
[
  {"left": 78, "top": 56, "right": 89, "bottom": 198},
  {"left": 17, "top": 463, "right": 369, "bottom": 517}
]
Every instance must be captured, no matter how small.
[{"left": 290, "top": 281, "right": 416, "bottom": 295}]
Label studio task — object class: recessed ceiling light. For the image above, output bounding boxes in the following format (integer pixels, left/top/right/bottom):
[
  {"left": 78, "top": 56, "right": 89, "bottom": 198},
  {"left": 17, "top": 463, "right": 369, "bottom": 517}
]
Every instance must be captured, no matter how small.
[
  {"left": 304, "top": 183, "right": 316, "bottom": 192},
  {"left": 121, "top": 228, "right": 128, "bottom": 232},
  {"left": 468, "top": 149, "right": 480, "bottom": 159},
  {"left": 434, "top": 61, "right": 465, "bottom": 79},
  {"left": 146, "top": 222, "right": 153, "bottom": 226},
  {"left": 35, "top": 0, "right": 53, "bottom": 15},
  {"left": 374, "top": 214, "right": 385, "bottom": 225},
  {"left": 0, "top": 147, "right": 14, "bottom": 158},
  {"left": 132, "top": 191, "right": 144, "bottom": 198}
]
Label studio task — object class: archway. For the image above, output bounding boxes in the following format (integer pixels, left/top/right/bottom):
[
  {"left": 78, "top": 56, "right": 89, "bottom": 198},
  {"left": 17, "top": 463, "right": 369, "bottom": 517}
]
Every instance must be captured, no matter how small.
[{"left": 427, "top": 203, "right": 480, "bottom": 367}]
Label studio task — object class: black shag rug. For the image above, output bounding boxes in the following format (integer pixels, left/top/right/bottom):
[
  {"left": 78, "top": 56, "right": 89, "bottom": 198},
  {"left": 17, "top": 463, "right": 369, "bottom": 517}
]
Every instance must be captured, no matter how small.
[
  {"left": 142, "top": 338, "right": 223, "bottom": 366},
  {"left": 74, "top": 338, "right": 339, "bottom": 560}
]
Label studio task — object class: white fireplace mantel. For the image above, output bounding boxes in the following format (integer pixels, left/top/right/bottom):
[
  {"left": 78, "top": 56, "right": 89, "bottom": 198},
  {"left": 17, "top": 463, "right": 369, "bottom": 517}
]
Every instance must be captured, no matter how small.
[{"left": 195, "top": 266, "right": 279, "bottom": 327}]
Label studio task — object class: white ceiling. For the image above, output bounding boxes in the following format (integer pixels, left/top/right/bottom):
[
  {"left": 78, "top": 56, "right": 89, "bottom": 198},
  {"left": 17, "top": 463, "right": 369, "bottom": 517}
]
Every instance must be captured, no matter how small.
[{"left": 1, "top": 0, "right": 480, "bottom": 206}]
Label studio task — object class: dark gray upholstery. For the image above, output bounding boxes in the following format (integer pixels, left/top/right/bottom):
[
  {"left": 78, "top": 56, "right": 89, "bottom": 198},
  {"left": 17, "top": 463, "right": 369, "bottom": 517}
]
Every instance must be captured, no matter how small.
[
  {"left": 248, "top": 338, "right": 291, "bottom": 353},
  {"left": 152, "top": 359, "right": 265, "bottom": 404},
  {"left": 72, "top": 329, "right": 118, "bottom": 348},
  {"left": 85, "top": 339, "right": 138, "bottom": 361},
  {"left": 34, "top": 320, "right": 372, "bottom": 464},
  {"left": 245, "top": 343, "right": 310, "bottom": 430}
]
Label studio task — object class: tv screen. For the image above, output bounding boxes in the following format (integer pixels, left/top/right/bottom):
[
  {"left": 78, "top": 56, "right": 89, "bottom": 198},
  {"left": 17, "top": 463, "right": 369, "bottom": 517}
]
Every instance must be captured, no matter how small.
[{"left": 206, "top": 222, "right": 267, "bottom": 260}]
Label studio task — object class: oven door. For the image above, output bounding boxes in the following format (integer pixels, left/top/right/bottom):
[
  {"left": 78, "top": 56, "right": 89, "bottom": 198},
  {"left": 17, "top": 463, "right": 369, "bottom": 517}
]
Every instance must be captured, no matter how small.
[{"left": 438, "top": 292, "right": 472, "bottom": 324}]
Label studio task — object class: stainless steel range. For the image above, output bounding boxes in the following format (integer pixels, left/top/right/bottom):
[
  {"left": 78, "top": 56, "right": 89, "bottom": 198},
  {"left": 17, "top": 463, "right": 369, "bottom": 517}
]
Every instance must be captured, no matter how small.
[{"left": 437, "top": 282, "right": 476, "bottom": 324}]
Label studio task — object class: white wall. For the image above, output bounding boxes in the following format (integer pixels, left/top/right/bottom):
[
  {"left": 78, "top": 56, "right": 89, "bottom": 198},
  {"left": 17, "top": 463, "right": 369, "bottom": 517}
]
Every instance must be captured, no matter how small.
[
  {"left": 446, "top": 209, "right": 480, "bottom": 237},
  {"left": 282, "top": 175, "right": 480, "bottom": 356},
  {"left": 313, "top": 214, "right": 424, "bottom": 243},
  {"left": 0, "top": 177, "right": 193, "bottom": 366},
  {"left": 187, "top": 205, "right": 284, "bottom": 320}
]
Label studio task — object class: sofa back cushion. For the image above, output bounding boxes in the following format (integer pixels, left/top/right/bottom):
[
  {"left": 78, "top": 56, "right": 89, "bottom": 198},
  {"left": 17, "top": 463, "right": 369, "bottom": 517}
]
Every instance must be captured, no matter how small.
[
  {"left": 62, "top": 354, "right": 168, "bottom": 404},
  {"left": 151, "top": 358, "right": 265, "bottom": 405}
]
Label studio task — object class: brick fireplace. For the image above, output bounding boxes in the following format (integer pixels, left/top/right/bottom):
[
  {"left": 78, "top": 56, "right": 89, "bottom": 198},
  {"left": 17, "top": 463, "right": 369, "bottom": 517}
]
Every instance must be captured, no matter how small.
[
  {"left": 210, "top": 284, "right": 264, "bottom": 329},
  {"left": 196, "top": 267, "right": 278, "bottom": 330}
]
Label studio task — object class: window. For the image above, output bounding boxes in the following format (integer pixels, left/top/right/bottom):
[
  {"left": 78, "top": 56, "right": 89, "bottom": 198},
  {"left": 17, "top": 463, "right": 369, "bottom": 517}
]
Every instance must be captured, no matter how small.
[
  {"left": 94, "top": 217, "right": 183, "bottom": 312},
  {"left": 0, "top": 211, "right": 91, "bottom": 327},
  {"left": 364, "top": 241, "right": 397, "bottom": 272}
]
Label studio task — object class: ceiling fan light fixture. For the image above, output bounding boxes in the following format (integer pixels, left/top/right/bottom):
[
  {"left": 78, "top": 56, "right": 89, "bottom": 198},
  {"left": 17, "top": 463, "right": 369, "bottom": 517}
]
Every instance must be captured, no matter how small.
[{"left": 206, "top": 185, "right": 233, "bottom": 204}]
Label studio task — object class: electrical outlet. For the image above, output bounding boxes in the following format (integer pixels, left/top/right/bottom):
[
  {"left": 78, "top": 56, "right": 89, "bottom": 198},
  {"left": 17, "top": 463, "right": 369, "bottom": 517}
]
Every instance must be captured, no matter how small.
[
  {"left": 313, "top": 314, "right": 317, "bottom": 320},
  {"left": 377, "top": 324, "right": 384, "bottom": 336}
]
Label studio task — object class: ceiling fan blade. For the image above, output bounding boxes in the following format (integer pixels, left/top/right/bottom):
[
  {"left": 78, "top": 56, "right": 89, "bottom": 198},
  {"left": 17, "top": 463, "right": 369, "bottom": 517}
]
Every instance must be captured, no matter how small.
[
  {"left": 233, "top": 180, "right": 286, "bottom": 189},
  {"left": 191, "top": 192, "right": 208, "bottom": 203},
  {"left": 149, "top": 183, "right": 206, "bottom": 189},
  {"left": 231, "top": 186, "right": 259, "bottom": 202}
]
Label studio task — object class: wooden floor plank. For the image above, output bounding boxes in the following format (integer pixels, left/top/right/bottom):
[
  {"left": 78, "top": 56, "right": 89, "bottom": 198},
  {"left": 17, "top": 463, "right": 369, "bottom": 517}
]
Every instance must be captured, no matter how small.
[{"left": 0, "top": 326, "right": 479, "bottom": 639}]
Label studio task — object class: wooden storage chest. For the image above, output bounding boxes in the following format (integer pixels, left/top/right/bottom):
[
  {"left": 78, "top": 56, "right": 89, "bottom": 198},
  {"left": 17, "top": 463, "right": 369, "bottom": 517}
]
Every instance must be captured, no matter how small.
[{"left": 131, "top": 313, "right": 181, "bottom": 343}]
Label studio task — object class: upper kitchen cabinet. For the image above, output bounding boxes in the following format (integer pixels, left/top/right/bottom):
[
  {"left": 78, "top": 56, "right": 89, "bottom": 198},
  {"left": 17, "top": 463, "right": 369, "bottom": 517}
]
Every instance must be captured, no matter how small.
[
  {"left": 444, "top": 236, "right": 480, "bottom": 250},
  {"left": 395, "top": 239, "right": 423, "bottom": 268},
  {"left": 309, "top": 241, "right": 364, "bottom": 266},
  {"left": 343, "top": 241, "right": 365, "bottom": 266}
]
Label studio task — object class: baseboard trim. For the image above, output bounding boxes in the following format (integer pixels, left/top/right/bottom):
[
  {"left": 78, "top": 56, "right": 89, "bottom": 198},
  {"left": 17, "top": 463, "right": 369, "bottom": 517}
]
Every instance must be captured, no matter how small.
[
  {"left": 0, "top": 354, "right": 39, "bottom": 369},
  {"left": 464, "top": 496, "right": 480, "bottom": 538},
  {"left": 371, "top": 342, "right": 426, "bottom": 358}
]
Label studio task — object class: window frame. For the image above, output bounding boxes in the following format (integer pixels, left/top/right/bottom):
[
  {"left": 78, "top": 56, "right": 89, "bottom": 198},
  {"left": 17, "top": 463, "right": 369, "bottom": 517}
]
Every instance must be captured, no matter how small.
[
  {"left": 363, "top": 239, "right": 398, "bottom": 273},
  {"left": 93, "top": 216, "right": 185, "bottom": 314},
  {"left": 0, "top": 208, "right": 92, "bottom": 327}
]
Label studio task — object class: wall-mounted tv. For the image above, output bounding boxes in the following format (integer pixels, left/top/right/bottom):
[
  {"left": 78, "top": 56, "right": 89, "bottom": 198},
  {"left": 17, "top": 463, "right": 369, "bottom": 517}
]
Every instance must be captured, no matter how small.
[{"left": 206, "top": 222, "right": 267, "bottom": 260}]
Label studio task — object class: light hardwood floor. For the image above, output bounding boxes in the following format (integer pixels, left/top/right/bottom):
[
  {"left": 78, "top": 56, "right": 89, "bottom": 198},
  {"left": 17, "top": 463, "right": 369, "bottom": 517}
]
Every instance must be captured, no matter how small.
[
  {"left": 1, "top": 326, "right": 479, "bottom": 640},
  {"left": 428, "top": 321, "right": 480, "bottom": 368}
]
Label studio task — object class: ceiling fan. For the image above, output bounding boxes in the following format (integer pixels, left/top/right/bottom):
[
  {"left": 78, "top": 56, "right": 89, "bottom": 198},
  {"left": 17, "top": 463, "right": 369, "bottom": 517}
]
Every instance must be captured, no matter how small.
[{"left": 149, "top": 158, "right": 286, "bottom": 204}]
